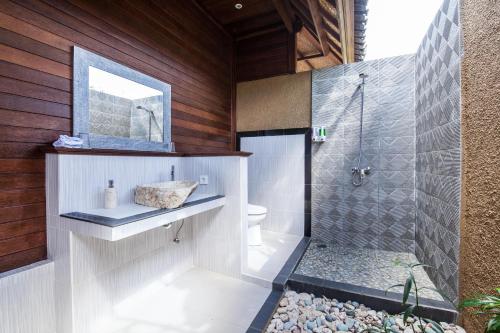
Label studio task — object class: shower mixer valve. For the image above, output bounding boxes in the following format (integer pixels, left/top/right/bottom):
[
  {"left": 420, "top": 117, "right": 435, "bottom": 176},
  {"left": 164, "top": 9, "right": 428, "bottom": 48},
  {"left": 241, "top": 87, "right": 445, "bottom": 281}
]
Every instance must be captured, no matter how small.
[{"left": 352, "top": 166, "right": 371, "bottom": 177}]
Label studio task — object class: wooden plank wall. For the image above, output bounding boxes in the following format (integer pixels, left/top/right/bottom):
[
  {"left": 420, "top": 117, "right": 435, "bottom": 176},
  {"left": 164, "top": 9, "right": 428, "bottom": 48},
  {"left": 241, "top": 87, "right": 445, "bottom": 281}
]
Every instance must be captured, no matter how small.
[
  {"left": 236, "top": 27, "right": 296, "bottom": 82},
  {"left": 0, "top": 0, "right": 234, "bottom": 273}
]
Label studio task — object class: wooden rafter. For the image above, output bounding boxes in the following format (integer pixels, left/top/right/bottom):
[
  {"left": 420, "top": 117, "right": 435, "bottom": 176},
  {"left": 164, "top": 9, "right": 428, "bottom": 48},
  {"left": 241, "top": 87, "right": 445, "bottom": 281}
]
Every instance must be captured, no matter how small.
[
  {"left": 306, "top": 0, "right": 329, "bottom": 56},
  {"left": 289, "top": 0, "right": 314, "bottom": 32},
  {"left": 335, "top": 0, "right": 355, "bottom": 63},
  {"left": 273, "top": 0, "right": 295, "bottom": 32},
  {"left": 297, "top": 52, "right": 323, "bottom": 61}
]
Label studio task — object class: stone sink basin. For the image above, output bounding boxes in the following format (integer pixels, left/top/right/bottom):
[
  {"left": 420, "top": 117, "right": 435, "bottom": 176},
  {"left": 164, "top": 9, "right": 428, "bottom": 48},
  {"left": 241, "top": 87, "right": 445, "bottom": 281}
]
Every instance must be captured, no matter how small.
[{"left": 135, "top": 181, "right": 199, "bottom": 209}]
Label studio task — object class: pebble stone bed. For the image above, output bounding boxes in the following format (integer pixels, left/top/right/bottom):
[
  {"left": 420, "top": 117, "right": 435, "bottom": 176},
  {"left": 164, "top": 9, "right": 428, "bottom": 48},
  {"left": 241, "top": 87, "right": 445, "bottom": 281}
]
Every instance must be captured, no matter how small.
[
  {"left": 266, "top": 290, "right": 465, "bottom": 333},
  {"left": 295, "top": 242, "right": 444, "bottom": 301}
]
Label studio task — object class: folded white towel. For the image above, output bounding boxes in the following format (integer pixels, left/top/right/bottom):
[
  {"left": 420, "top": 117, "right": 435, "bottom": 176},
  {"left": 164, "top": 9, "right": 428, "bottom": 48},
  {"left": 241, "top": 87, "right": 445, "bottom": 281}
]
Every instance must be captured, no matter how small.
[{"left": 53, "top": 135, "right": 84, "bottom": 148}]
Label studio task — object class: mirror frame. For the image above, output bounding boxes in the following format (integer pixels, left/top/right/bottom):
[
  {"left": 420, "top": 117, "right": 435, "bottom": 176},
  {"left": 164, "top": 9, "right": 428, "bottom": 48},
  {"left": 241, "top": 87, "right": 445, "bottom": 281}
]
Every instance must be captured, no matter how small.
[{"left": 73, "top": 46, "right": 171, "bottom": 151}]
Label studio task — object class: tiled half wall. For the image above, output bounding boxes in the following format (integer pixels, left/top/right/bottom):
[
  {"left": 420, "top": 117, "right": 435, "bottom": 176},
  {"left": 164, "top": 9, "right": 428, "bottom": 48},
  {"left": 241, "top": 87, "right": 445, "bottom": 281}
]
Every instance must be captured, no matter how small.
[
  {"left": 46, "top": 154, "right": 247, "bottom": 333},
  {"left": 241, "top": 132, "right": 306, "bottom": 236},
  {"left": 311, "top": 54, "right": 416, "bottom": 252},
  {"left": 415, "top": 0, "right": 462, "bottom": 304}
]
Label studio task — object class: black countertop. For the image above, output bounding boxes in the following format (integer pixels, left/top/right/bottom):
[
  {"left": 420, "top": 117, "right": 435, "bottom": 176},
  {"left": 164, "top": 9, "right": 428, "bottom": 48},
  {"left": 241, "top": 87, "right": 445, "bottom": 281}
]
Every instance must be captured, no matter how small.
[{"left": 61, "top": 195, "right": 224, "bottom": 227}]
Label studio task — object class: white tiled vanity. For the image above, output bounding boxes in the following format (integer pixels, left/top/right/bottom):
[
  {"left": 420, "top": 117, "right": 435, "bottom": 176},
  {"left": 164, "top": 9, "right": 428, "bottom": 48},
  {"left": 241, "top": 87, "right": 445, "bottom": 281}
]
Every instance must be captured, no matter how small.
[{"left": 45, "top": 148, "right": 250, "bottom": 333}]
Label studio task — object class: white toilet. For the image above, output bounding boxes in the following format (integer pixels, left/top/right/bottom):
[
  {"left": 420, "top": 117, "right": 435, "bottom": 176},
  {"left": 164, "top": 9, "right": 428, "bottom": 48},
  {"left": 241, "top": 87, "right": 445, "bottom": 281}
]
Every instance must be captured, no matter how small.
[{"left": 248, "top": 204, "right": 267, "bottom": 246}]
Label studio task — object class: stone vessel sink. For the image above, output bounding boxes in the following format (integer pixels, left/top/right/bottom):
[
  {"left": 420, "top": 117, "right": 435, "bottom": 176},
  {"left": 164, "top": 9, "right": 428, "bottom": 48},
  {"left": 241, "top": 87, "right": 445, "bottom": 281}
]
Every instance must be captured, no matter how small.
[{"left": 135, "top": 181, "right": 198, "bottom": 209}]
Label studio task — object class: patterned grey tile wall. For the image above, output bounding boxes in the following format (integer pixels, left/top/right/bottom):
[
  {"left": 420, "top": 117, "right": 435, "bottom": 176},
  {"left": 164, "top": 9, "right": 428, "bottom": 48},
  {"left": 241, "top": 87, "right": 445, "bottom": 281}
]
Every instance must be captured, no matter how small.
[
  {"left": 89, "top": 90, "right": 132, "bottom": 137},
  {"left": 414, "top": 0, "right": 462, "bottom": 304},
  {"left": 131, "top": 95, "right": 164, "bottom": 142},
  {"left": 311, "top": 54, "right": 416, "bottom": 253}
]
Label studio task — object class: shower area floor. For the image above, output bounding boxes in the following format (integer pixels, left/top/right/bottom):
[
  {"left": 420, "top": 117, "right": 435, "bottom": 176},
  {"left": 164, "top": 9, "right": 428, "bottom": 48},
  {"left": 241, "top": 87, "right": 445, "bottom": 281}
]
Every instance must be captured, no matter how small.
[{"left": 295, "top": 240, "right": 444, "bottom": 301}]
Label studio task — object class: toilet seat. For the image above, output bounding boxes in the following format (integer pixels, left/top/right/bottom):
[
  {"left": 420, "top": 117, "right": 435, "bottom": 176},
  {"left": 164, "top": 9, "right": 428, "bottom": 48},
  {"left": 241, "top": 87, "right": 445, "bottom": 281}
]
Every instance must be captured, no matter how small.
[
  {"left": 248, "top": 204, "right": 267, "bottom": 215},
  {"left": 247, "top": 204, "right": 266, "bottom": 246}
]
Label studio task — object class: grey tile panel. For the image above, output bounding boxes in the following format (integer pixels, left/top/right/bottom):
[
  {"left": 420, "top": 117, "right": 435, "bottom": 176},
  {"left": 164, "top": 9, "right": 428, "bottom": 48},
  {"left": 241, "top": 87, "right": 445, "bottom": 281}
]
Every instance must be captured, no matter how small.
[
  {"left": 312, "top": 7, "right": 462, "bottom": 306},
  {"left": 414, "top": 0, "right": 461, "bottom": 304},
  {"left": 379, "top": 187, "right": 415, "bottom": 206},
  {"left": 380, "top": 154, "right": 415, "bottom": 171},
  {"left": 380, "top": 137, "right": 415, "bottom": 154},
  {"left": 311, "top": 54, "right": 416, "bottom": 254}
]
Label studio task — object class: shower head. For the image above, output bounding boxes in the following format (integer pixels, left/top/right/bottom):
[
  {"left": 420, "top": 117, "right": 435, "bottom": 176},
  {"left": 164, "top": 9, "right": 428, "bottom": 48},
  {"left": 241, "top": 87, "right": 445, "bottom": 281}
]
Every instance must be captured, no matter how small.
[
  {"left": 136, "top": 105, "right": 153, "bottom": 113},
  {"left": 359, "top": 73, "right": 368, "bottom": 86}
]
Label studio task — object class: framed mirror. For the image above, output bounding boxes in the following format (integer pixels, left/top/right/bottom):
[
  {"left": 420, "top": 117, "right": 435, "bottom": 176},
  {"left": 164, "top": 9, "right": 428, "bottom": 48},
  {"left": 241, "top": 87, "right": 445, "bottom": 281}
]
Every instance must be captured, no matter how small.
[{"left": 73, "top": 46, "right": 171, "bottom": 151}]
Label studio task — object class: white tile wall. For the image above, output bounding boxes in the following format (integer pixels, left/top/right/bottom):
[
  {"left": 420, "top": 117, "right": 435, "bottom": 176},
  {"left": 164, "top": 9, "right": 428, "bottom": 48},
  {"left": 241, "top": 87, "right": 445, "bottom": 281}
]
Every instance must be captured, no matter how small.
[
  {"left": 0, "top": 261, "right": 56, "bottom": 333},
  {"left": 185, "top": 157, "right": 247, "bottom": 278},
  {"left": 242, "top": 135, "right": 305, "bottom": 236},
  {"left": 56, "top": 155, "right": 184, "bottom": 214},
  {"left": 71, "top": 223, "right": 194, "bottom": 333},
  {"left": 42, "top": 153, "right": 248, "bottom": 333}
]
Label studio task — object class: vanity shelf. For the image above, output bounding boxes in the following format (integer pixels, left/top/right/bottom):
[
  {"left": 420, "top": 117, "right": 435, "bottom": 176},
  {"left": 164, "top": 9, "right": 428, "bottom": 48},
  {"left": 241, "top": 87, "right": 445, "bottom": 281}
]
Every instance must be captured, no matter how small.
[{"left": 60, "top": 195, "right": 225, "bottom": 241}]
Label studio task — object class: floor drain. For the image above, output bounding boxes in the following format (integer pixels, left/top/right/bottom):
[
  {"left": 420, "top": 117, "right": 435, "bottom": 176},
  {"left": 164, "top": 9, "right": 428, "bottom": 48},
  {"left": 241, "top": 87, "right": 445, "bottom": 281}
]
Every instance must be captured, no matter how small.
[{"left": 317, "top": 243, "right": 327, "bottom": 249}]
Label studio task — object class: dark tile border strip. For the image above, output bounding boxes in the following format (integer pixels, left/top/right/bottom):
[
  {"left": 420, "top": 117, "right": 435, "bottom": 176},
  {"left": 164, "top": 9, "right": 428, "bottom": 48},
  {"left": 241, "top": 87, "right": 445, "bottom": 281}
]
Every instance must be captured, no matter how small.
[
  {"left": 246, "top": 237, "right": 311, "bottom": 333},
  {"left": 272, "top": 237, "right": 311, "bottom": 291},
  {"left": 246, "top": 290, "right": 283, "bottom": 333},
  {"left": 237, "top": 128, "right": 312, "bottom": 238},
  {"left": 288, "top": 273, "right": 458, "bottom": 323},
  {"left": 304, "top": 129, "right": 312, "bottom": 237}
]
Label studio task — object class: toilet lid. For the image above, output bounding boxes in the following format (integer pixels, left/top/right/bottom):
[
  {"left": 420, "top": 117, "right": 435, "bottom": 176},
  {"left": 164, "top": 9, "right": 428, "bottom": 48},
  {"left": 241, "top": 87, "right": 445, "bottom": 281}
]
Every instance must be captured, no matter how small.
[{"left": 248, "top": 204, "right": 267, "bottom": 215}]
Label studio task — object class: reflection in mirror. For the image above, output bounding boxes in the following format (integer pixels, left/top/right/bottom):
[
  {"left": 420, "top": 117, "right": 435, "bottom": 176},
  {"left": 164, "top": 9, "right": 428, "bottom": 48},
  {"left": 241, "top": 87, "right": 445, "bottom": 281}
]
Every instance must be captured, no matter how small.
[{"left": 88, "top": 66, "right": 164, "bottom": 142}]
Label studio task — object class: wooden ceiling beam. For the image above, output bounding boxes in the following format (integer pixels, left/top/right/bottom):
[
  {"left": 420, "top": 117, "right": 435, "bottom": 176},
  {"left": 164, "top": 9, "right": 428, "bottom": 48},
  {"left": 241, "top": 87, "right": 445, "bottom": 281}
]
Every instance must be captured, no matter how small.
[
  {"left": 289, "top": 0, "right": 315, "bottom": 34},
  {"left": 297, "top": 52, "right": 323, "bottom": 61},
  {"left": 306, "top": 0, "right": 329, "bottom": 56},
  {"left": 335, "top": 0, "right": 355, "bottom": 63},
  {"left": 191, "top": 0, "right": 232, "bottom": 39},
  {"left": 324, "top": 23, "right": 342, "bottom": 49},
  {"left": 301, "top": 25, "right": 323, "bottom": 53},
  {"left": 226, "top": 11, "right": 282, "bottom": 37},
  {"left": 327, "top": 38, "right": 345, "bottom": 63},
  {"left": 273, "top": 0, "right": 295, "bottom": 32},
  {"left": 235, "top": 23, "right": 286, "bottom": 41}
]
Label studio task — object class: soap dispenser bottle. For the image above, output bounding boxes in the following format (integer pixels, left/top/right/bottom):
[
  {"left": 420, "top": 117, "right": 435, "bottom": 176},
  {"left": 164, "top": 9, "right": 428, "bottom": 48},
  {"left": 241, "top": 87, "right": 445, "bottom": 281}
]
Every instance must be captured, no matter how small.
[{"left": 104, "top": 180, "right": 117, "bottom": 209}]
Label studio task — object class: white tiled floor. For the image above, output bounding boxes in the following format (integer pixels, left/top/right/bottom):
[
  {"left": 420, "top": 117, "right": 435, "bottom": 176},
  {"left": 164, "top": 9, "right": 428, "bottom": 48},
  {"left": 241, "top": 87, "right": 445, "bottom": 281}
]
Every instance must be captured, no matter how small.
[
  {"left": 243, "top": 230, "right": 302, "bottom": 286},
  {"left": 96, "top": 268, "right": 270, "bottom": 333}
]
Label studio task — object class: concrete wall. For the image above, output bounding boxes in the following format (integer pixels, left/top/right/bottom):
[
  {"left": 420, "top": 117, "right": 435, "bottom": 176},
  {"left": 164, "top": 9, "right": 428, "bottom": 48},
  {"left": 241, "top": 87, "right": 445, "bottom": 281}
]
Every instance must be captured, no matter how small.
[
  {"left": 236, "top": 72, "right": 311, "bottom": 131},
  {"left": 414, "top": 0, "right": 462, "bottom": 304},
  {"left": 311, "top": 54, "right": 416, "bottom": 252},
  {"left": 459, "top": 0, "right": 500, "bottom": 331}
]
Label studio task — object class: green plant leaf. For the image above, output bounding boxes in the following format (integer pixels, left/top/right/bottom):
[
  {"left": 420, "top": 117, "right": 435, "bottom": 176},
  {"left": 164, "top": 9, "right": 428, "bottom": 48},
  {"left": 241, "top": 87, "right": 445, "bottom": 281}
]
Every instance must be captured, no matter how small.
[
  {"left": 461, "top": 299, "right": 485, "bottom": 308},
  {"left": 424, "top": 319, "right": 445, "bottom": 333},
  {"left": 385, "top": 283, "right": 405, "bottom": 295},
  {"left": 409, "top": 263, "right": 432, "bottom": 269},
  {"left": 403, "top": 276, "right": 413, "bottom": 304},
  {"left": 486, "top": 316, "right": 500, "bottom": 333},
  {"left": 403, "top": 304, "right": 416, "bottom": 322}
]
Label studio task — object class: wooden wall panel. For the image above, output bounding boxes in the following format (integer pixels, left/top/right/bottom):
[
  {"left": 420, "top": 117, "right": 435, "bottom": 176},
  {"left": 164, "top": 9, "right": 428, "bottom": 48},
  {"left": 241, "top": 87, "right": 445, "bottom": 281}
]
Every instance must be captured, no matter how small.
[
  {"left": 236, "top": 27, "right": 296, "bottom": 82},
  {"left": 0, "top": 0, "right": 234, "bottom": 272}
]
